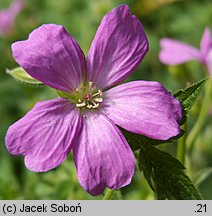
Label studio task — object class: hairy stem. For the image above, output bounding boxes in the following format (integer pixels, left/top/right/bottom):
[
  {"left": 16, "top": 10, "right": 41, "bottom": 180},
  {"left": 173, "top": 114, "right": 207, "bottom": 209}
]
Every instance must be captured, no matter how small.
[{"left": 103, "top": 189, "right": 114, "bottom": 200}]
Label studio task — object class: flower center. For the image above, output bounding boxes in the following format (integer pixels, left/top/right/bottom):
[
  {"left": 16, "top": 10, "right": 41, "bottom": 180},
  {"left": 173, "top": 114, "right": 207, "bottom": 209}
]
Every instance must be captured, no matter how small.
[
  {"left": 75, "top": 82, "right": 103, "bottom": 109},
  {"left": 57, "top": 82, "right": 103, "bottom": 110}
]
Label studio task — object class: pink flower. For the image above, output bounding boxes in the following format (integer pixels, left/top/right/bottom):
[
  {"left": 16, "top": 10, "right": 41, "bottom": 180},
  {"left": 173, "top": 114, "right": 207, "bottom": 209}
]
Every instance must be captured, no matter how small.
[
  {"left": 5, "top": 5, "right": 182, "bottom": 195},
  {"left": 0, "top": 0, "right": 24, "bottom": 37},
  {"left": 159, "top": 28, "right": 212, "bottom": 76}
]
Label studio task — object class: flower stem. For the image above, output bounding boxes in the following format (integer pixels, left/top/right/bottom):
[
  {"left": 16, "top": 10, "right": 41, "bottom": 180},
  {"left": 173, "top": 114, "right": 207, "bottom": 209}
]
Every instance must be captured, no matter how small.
[
  {"left": 103, "top": 188, "right": 114, "bottom": 200},
  {"left": 186, "top": 78, "right": 212, "bottom": 149},
  {"left": 177, "top": 123, "right": 187, "bottom": 164}
]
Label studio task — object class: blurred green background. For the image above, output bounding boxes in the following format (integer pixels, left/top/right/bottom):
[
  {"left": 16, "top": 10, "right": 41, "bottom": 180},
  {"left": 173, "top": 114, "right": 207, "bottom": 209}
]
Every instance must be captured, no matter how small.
[{"left": 0, "top": 0, "right": 212, "bottom": 199}]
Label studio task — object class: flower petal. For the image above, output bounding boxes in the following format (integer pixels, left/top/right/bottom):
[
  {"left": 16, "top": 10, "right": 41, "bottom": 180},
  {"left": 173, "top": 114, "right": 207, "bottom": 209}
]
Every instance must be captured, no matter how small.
[
  {"left": 86, "top": 5, "right": 148, "bottom": 90},
  {"left": 159, "top": 38, "right": 200, "bottom": 65},
  {"left": 103, "top": 81, "right": 182, "bottom": 140},
  {"left": 206, "top": 49, "right": 212, "bottom": 76},
  {"left": 200, "top": 27, "right": 212, "bottom": 63},
  {"left": 73, "top": 112, "right": 135, "bottom": 196},
  {"left": 5, "top": 98, "right": 82, "bottom": 172},
  {"left": 9, "top": 0, "right": 24, "bottom": 16},
  {"left": 12, "top": 24, "right": 85, "bottom": 92},
  {"left": 0, "top": 0, "right": 23, "bottom": 36}
]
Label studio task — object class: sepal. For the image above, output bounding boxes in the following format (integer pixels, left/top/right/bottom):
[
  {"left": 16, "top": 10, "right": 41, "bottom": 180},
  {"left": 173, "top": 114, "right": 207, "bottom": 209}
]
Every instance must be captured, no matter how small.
[{"left": 6, "top": 67, "right": 44, "bottom": 86}]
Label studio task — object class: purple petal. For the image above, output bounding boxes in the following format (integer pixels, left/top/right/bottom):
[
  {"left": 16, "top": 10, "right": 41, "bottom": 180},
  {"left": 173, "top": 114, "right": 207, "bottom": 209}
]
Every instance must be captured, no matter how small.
[
  {"left": 103, "top": 81, "right": 182, "bottom": 140},
  {"left": 5, "top": 98, "right": 82, "bottom": 172},
  {"left": 9, "top": 0, "right": 24, "bottom": 15},
  {"left": 12, "top": 24, "right": 85, "bottom": 92},
  {"left": 206, "top": 49, "right": 212, "bottom": 76},
  {"left": 200, "top": 27, "right": 212, "bottom": 63},
  {"left": 86, "top": 5, "right": 148, "bottom": 90},
  {"left": 0, "top": 9, "right": 12, "bottom": 36},
  {"left": 159, "top": 38, "right": 200, "bottom": 65},
  {"left": 73, "top": 112, "right": 135, "bottom": 196},
  {"left": 0, "top": 0, "right": 24, "bottom": 36}
]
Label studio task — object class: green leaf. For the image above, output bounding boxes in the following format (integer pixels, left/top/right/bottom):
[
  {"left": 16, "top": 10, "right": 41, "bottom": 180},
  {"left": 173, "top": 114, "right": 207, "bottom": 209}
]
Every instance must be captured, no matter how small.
[
  {"left": 139, "top": 149, "right": 154, "bottom": 191},
  {"left": 174, "top": 79, "right": 206, "bottom": 125},
  {"left": 139, "top": 145, "right": 202, "bottom": 200},
  {"left": 6, "top": 67, "right": 44, "bottom": 86}
]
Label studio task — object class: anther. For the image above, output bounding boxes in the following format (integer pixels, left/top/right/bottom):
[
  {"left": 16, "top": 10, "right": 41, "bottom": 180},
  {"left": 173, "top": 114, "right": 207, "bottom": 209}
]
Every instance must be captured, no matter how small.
[
  {"left": 86, "top": 104, "right": 92, "bottom": 109},
  {"left": 92, "top": 89, "right": 102, "bottom": 97},
  {"left": 91, "top": 103, "right": 99, "bottom": 109},
  {"left": 94, "top": 97, "right": 103, "bottom": 103},
  {"left": 76, "top": 101, "right": 86, "bottom": 108}
]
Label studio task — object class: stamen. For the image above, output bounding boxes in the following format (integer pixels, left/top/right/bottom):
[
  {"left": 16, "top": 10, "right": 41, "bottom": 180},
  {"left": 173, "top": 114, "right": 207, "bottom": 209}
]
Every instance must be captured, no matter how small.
[
  {"left": 90, "top": 100, "right": 97, "bottom": 106},
  {"left": 87, "top": 104, "right": 93, "bottom": 109},
  {"left": 88, "top": 82, "right": 93, "bottom": 89},
  {"left": 91, "top": 103, "right": 99, "bottom": 109},
  {"left": 75, "top": 82, "right": 103, "bottom": 110},
  {"left": 94, "top": 97, "right": 103, "bottom": 103},
  {"left": 92, "top": 89, "right": 102, "bottom": 97},
  {"left": 76, "top": 101, "right": 87, "bottom": 108}
]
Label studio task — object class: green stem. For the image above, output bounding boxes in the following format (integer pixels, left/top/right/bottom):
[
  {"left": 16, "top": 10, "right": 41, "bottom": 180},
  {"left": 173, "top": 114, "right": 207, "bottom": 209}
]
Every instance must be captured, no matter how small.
[
  {"left": 177, "top": 123, "right": 187, "bottom": 164},
  {"left": 103, "top": 189, "right": 114, "bottom": 200},
  {"left": 186, "top": 78, "right": 212, "bottom": 149}
]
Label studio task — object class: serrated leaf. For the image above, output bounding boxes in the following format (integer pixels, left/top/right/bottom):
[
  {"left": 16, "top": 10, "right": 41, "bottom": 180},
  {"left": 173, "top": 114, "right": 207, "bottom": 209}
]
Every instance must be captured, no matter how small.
[
  {"left": 150, "top": 146, "right": 185, "bottom": 170},
  {"left": 139, "top": 145, "right": 202, "bottom": 200},
  {"left": 174, "top": 79, "right": 206, "bottom": 110},
  {"left": 174, "top": 79, "right": 206, "bottom": 125},
  {"left": 6, "top": 67, "right": 44, "bottom": 86},
  {"left": 139, "top": 149, "right": 154, "bottom": 191},
  {"left": 156, "top": 166, "right": 202, "bottom": 200}
]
